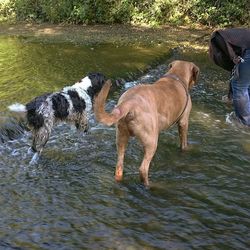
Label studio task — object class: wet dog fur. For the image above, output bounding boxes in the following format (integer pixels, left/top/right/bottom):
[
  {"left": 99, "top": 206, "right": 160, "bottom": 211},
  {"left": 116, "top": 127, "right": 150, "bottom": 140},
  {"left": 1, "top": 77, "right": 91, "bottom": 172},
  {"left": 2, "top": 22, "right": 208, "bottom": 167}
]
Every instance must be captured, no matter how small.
[{"left": 9, "top": 72, "right": 107, "bottom": 164}]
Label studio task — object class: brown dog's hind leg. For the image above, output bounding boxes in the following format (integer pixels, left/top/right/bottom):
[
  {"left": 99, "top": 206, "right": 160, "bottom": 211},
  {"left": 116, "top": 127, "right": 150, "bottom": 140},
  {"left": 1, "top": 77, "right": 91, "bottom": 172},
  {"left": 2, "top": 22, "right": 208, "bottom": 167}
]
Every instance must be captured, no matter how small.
[
  {"left": 115, "top": 124, "right": 129, "bottom": 182},
  {"left": 139, "top": 136, "right": 158, "bottom": 186}
]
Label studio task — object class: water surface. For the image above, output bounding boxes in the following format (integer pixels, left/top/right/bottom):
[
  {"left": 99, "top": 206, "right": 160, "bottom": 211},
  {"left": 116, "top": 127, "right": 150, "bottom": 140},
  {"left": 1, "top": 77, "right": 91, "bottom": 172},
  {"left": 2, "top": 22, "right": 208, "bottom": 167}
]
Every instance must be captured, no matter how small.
[
  {"left": 0, "top": 36, "right": 169, "bottom": 108},
  {"left": 0, "top": 36, "right": 249, "bottom": 249}
]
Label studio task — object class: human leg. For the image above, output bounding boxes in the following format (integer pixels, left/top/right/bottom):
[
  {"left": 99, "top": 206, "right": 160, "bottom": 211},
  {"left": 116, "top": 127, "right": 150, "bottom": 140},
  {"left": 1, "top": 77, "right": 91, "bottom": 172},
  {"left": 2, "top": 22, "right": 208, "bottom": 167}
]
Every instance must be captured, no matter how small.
[{"left": 231, "top": 52, "right": 250, "bottom": 126}]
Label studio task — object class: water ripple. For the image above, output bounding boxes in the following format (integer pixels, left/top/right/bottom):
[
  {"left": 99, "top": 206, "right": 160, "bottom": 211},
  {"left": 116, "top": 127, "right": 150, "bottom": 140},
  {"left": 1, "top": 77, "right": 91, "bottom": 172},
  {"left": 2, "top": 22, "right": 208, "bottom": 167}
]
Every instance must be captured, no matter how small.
[{"left": 0, "top": 38, "right": 250, "bottom": 249}]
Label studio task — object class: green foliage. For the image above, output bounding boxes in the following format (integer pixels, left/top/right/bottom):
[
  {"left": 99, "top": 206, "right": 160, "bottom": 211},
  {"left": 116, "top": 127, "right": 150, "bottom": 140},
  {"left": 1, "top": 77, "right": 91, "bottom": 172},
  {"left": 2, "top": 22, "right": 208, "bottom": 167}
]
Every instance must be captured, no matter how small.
[
  {"left": 191, "top": 0, "right": 248, "bottom": 26},
  {"left": 0, "top": 0, "right": 15, "bottom": 21},
  {"left": 0, "top": 0, "right": 249, "bottom": 26}
]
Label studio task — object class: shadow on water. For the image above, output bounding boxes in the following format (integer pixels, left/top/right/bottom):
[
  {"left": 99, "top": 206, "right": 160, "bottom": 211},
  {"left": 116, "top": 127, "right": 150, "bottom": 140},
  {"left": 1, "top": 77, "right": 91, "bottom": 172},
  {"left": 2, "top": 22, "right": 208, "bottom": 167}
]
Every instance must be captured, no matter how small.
[{"left": 0, "top": 36, "right": 250, "bottom": 249}]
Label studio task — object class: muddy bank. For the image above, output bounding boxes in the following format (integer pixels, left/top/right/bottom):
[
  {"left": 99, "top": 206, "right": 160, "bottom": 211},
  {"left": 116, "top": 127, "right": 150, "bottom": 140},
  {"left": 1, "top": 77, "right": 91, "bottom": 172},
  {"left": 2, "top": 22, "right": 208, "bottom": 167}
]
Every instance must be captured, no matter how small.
[{"left": 0, "top": 23, "right": 212, "bottom": 47}]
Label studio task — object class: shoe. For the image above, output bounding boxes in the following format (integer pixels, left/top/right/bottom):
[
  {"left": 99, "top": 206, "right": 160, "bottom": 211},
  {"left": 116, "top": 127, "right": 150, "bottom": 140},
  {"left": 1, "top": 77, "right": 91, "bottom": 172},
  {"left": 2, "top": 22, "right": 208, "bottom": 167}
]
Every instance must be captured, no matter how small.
[
  {"left": 221, "top": 95, "right": 233, "bottom": 105},
  {"left": 226, "top": 111, "right": 246, "bottom": 127}
]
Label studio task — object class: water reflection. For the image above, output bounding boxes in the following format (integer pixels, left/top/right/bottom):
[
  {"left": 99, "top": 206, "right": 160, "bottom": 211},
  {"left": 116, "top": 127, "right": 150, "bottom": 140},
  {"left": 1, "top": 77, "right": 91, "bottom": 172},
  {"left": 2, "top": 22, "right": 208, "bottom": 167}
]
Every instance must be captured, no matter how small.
[
  {"left": 0, "top": 36, "right": 249, "bottom": 249},
  {"left": 0, "top": 36, "right": 170, "bottom": 110}
]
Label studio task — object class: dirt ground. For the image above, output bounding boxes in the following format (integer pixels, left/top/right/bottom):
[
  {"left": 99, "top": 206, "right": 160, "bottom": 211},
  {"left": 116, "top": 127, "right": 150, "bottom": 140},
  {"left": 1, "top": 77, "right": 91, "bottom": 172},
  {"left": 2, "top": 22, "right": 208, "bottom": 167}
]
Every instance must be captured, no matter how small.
[{"left": 0, "top": 23, "right": 213, "bottom": 48}]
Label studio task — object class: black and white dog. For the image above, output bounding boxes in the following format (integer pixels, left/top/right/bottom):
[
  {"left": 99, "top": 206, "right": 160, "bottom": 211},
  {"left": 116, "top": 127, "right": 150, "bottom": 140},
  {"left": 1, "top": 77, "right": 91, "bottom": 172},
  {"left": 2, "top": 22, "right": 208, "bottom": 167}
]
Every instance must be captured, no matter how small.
[{"left": 9, "top": 72, "right": 107, "bottom": 164}]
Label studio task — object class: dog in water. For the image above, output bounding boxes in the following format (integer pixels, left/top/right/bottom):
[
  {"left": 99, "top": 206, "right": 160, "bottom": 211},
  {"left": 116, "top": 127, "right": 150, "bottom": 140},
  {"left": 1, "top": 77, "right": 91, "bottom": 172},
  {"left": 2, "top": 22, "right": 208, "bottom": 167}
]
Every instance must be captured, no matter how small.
[
  {"left": 9, "top": 72, "right": 107, "bottom": 164},
  {"left": 94, "top": 60, "right": 199, "bottom": 186}
]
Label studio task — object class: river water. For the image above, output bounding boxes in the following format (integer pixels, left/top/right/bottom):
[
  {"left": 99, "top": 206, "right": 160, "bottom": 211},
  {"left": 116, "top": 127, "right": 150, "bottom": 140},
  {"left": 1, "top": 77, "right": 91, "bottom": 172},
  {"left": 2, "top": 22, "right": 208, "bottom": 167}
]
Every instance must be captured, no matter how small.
[{"left": 0, "top": 36, "right": 249, "bottom": 249}]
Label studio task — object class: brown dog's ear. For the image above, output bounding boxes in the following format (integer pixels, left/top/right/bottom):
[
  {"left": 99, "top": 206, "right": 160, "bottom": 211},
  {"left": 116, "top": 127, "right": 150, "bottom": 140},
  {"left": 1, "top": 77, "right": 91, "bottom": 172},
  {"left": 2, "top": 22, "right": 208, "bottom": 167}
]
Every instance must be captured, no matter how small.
[
  {"left": 168, "top": 62, "right": 173, "bottom": 69},
  {"left": 192, "top": 64, "right": 200, "bottom": 85}
]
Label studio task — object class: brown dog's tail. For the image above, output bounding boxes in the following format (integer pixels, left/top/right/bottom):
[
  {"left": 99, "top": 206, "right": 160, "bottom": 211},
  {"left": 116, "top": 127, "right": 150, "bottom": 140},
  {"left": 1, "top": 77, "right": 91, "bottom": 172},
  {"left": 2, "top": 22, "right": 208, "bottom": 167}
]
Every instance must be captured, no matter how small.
[{"left": 94, "top": 80, "right": 127, "bottom": 126}]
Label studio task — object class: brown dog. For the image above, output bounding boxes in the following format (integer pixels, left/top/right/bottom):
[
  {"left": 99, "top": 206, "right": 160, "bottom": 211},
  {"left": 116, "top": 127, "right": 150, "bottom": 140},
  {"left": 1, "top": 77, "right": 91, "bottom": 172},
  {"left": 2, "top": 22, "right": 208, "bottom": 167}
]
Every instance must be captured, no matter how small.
[{"left": 94, "top": 60, "right": 199, "bottom": 186}]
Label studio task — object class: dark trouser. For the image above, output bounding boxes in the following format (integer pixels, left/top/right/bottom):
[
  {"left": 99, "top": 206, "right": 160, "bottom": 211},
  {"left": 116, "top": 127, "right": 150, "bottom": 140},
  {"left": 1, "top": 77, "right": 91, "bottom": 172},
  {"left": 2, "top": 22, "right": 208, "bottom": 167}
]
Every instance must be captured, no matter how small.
[{"left": 231, "top": 49, "right": 250, "bottom": 126}]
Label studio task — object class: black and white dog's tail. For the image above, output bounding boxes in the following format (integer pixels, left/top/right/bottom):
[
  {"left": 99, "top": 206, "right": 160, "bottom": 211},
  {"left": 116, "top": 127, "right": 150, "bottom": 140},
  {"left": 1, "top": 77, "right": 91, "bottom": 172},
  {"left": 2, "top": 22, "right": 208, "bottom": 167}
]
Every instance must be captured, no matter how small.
[{"left": 8, "top": 103, "right": 27, "bottom": 113}]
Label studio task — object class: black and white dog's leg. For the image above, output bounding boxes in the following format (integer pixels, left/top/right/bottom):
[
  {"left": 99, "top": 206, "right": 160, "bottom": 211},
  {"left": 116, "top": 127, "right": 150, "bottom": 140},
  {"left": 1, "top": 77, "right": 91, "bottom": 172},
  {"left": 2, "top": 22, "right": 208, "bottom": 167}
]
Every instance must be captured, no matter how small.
[
  {"left": 29, "top": 127, "right": 51, "bottom": 165},
  {"left": 75, "top": 113, "right": 89, "bottom": 134}
]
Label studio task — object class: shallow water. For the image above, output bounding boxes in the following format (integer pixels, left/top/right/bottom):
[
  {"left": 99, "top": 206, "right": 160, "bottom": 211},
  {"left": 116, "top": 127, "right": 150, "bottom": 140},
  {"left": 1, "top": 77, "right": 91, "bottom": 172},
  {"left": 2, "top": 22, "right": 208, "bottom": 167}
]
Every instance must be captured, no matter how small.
[
  {"left": 0, "top": 36, "right": 169, "bottom": 108},
  {"left": 0, "top": 37, "right": 250, "bottom": 249}
]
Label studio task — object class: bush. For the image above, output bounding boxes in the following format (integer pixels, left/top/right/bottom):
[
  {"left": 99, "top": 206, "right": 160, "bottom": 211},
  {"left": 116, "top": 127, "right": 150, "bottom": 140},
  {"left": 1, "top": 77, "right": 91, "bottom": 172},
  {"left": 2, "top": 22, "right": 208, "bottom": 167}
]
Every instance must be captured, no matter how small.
[
  {"left": 0, "top": 0, "right": 15, "bottom": 21},
  {"left": 191, "top": 0, "right": 248, "bottom": 26},
  {"left": 0, "top": 0, "right": 249, "bottom": 26}
]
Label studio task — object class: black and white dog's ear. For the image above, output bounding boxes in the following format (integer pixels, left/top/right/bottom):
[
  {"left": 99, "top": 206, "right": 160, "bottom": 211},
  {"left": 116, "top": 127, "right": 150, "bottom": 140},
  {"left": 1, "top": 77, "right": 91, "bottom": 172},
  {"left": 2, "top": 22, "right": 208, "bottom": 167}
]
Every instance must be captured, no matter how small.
[
  {"left": 88, "top": 72, "right": 106, "bottom": 86},
  {"left": 87, "top": 72, "right": 107, "bottom": 98}
]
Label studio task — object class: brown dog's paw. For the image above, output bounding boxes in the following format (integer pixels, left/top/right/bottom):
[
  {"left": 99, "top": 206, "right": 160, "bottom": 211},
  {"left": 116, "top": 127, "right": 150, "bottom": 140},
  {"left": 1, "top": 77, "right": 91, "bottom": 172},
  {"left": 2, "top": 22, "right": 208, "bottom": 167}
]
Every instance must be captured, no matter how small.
[
  {"left": 181, "top": 145, "right": 188, "bottom": 151},
  {"left": 115, "top": 174, "right": 123, "bottom": 182},
  {"left": 115, "top": 168, "right": 123, "bottom": 182}
]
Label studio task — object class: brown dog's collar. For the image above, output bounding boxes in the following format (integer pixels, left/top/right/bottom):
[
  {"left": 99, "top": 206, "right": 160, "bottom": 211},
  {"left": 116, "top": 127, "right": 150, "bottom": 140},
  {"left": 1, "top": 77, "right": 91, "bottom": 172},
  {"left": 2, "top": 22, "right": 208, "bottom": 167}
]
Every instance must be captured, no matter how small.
[
  {"left": 162, "top": 73, "right": 190, "bottom": 127},
  {"left": 162, "top": 73, "right": 188, "bottom": 94}
]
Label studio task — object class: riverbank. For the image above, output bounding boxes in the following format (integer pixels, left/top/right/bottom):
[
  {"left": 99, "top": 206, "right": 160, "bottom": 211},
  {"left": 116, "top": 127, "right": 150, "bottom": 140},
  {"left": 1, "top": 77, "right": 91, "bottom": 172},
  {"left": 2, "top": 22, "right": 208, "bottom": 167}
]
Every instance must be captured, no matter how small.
[{"left": 0, "top": 23, "right": 212, "bottom": 48}]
